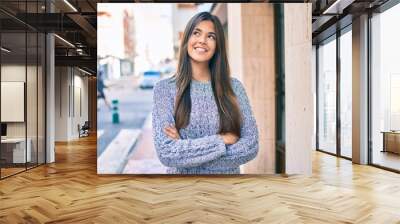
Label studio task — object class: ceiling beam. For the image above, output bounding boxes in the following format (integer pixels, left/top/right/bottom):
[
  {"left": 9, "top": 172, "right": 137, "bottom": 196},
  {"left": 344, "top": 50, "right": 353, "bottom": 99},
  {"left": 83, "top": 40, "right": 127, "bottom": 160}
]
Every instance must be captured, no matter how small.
[
  {"left": 67, "top": 13, "right": 97, "bottom": 39},
  {"left": 55, "top": 55, "right": 96, "bottom": 69}
]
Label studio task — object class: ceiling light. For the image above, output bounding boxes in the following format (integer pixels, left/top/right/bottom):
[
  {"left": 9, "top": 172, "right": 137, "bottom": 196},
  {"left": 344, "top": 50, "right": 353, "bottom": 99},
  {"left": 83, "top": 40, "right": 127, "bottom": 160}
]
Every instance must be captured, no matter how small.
[
  {"left": 1, "top": 47, "right": 11, "bottom": 53},
  {"left": 76, "top": 48, "right": 85, "bottom": 55},
  {"left": 322, "top": 0, "right": 354, "bottom": 15},
  {"left": 54, "top": 34, "right": 75, "bottom": 48},
  {"left": 63, "top": 0, "right": 78, "bottom": 12},
  {"left": 78, "top": 67, "right": 93, "bottom": 76}
]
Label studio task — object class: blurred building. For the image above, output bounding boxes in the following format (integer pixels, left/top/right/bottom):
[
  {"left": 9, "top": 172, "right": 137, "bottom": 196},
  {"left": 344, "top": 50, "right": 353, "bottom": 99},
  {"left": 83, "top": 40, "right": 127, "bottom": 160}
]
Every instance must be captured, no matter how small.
[
  {"left": 98, "top": 5, "right": 136, "bottom": 79},
  {"left": 171, "top": 3, "right": 198, "bottom": 59},
  {"left": 209, "top": 3, "right": 313, "bottom": 175},
  {"left": 210, "top": 4, "right": 228, "bottom": 34},
  {"left": 129, "top": 4, "right": 174, "bottom": 76},
  {"left": 123, "top": 10, "right": 136, "bottom": 60}
]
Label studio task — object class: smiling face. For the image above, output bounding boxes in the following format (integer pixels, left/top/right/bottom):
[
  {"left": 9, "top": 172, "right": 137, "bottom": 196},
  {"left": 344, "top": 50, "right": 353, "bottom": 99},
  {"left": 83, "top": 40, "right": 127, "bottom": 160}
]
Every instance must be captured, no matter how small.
[{"left": 187, "top": 20, "right": 217, "bottom": 64}]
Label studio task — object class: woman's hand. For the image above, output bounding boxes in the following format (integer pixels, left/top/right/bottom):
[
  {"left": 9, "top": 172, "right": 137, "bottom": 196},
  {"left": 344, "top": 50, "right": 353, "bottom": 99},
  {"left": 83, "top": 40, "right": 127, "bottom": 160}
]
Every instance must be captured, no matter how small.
[
  {"left": 164, "top": 124, "right": 180, "bottom": 140},
  {"left": 220, "top": 133, "right": 239, "bottom": 145}
]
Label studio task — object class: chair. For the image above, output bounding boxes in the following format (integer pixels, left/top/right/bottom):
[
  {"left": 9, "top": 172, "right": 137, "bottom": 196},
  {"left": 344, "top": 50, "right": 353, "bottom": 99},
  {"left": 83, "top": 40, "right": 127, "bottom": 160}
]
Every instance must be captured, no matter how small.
[{"left": 78, "top": 121, "right": 90, "bottom": 138}]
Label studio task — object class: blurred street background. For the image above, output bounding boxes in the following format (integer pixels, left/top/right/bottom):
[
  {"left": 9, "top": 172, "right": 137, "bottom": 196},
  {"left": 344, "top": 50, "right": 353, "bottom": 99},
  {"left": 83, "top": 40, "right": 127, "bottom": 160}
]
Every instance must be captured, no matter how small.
[{"left": 97, "top": 3, "right": 214, "bottom": 174}]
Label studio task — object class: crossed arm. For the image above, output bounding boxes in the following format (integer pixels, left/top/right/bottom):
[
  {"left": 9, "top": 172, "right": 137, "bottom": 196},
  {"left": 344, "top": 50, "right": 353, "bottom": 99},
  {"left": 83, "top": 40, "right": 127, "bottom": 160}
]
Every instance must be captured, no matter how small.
[{"left": 152, "top": 79, "right": 259, "bottom": 169}]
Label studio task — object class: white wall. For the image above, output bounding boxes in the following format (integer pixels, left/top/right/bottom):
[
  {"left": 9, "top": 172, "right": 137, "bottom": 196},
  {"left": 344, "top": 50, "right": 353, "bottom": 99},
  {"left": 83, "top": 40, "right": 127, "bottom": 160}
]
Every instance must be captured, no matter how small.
[
  {"left": 1, "top": 65, "right": 26, "bottom": 81},
  {"left": 55, "top": 67, "right": 68, "bottom": 141},
  {"left": 1, "top": 82, "right": 25, "bottom": 122},
  {"left": 72, "top": 73, "right": 89, "bottom": 138},
  {"left": 54, "top": 67, "right": 89, "bottom": 141},
  {"left": 172, "top": 4, "right": 198, "bottom": 57},
  {"left": 97, "top": 4, "right": 125, "bottom": 59},
  {"left": 1, "top": 66, "right": 25, "bottom": 129},
  {"left": 1, "top": 63, "right": 46, "bottom": 164},
  {"left": 1, "top": 65, "right": 29, "bottom": 138}
]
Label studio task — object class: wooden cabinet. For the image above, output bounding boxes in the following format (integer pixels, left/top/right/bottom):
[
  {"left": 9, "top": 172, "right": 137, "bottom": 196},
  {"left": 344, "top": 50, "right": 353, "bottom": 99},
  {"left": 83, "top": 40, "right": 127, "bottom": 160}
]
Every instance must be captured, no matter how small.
[{"left": 382, "top": 132, "right": 400, "bottom": 154}]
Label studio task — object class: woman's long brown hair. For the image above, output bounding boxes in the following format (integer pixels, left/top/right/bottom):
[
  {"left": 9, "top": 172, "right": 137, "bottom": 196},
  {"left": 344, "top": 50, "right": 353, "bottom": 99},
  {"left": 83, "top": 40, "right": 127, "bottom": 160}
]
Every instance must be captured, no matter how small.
[{"left": 173, "top": 12, "right": 242, "bottom": 137}]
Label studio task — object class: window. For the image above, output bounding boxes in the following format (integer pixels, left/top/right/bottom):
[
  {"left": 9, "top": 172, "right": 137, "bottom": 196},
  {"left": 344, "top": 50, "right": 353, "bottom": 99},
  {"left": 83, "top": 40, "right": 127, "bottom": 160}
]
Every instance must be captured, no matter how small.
[
  {"left": 317, "top": 36, "right": 337, "bottom": 155},
  {"left": 0, "top": 1, "right": 46, "bottom": 179},
  {"left": 339, "top": 28, "right": 352, "bottom": 158},
  {"left": 371, "top": 3, "right": 400, "bottom": 171}
]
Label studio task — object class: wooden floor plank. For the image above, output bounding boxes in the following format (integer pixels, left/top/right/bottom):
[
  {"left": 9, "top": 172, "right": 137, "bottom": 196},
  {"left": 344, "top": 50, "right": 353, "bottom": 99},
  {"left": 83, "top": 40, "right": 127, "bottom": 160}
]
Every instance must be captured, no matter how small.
[{"left": 0, "top": 134, "right": 399, "bottom": 223}]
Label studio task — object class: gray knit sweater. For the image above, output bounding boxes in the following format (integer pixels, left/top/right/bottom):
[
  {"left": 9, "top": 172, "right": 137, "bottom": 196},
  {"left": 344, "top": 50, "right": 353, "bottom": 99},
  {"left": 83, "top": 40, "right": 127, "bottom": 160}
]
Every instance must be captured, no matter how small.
[{"left": 152, "top": 77, "right": 259, "bottom": 174}]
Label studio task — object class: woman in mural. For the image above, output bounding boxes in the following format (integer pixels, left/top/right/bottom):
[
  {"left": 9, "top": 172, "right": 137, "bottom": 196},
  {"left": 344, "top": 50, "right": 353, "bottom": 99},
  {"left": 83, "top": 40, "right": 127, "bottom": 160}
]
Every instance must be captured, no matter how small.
[{"left": 152, "top": 12, "right": 259, "bottom": 174}]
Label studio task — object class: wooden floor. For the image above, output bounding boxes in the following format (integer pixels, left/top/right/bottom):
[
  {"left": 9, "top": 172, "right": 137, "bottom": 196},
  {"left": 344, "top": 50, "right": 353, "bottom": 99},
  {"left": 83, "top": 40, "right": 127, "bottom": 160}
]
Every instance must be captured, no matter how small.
[
  {"left": 1, "top": 163, "right": 44, "bottom": 178},
  {"left": 1, "top": 135, "right": 400, "bottom": 223},
  {"left": 373, "top": 150, "right": 400, "bottom": 171},
  {"left": 1, "top": 167, "right": 26, "bottom": 178}
]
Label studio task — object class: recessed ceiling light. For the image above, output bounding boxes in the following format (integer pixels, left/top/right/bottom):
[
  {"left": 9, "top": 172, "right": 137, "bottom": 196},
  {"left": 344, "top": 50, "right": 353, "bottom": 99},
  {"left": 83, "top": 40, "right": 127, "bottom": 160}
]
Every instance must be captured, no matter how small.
[
  {"left": 78, "top": 67, "right": 93, "bottom": 76},
  {"left": 322, "top": 0, "right": 354, "bottom": 15},
  {"left": 54, "top": 34, "right": 75, "bottom": 48},
  {"left": 63, "top": 0, "right": 78, "bottom": 12},
  {"left": 1, "top": 47, "right": 11, "bottom": 53}
]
